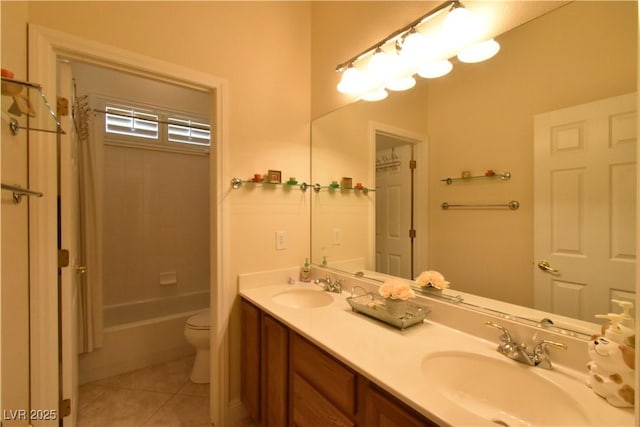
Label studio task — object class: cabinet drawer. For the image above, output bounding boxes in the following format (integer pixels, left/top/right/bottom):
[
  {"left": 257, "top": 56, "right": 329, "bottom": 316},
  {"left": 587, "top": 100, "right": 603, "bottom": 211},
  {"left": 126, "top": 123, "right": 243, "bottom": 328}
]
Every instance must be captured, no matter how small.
[
  {"left": 366, "top": 385, "right": 437, "bottom": 427},
  {"left": 291, "top": 333, "right": 357, "bottom": 416},
  {"left": 292, "top": 373, "right": 355, "bottom": 427}
]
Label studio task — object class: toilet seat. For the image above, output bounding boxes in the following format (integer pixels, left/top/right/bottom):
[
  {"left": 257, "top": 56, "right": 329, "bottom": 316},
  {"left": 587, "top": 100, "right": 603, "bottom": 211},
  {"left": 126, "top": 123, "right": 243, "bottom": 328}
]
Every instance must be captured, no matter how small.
[{"left": 186, "top": 310, "right": 210, "bottom": 330}]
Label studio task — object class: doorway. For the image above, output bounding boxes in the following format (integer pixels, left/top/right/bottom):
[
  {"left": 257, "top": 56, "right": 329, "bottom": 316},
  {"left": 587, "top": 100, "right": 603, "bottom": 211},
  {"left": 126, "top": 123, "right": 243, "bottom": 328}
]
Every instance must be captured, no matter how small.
[
  {"left": 28, "top": 24, "right": 226, "bottom": 426},
  {"left": 372, "top": 126, "right": 427, "bottom": 280},
  {"left": 57, "top": 59, "right": 212, "bottom": 423}
]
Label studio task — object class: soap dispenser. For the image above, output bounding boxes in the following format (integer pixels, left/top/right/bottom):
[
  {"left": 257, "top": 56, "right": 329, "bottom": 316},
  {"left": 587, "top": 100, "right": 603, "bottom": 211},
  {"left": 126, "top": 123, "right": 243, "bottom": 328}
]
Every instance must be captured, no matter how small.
[
  {"left": 586, "top": 302, "right": 636, "bottom": 408},
  {"left": 611, "top": 299, "right": 635, "bottom": 344},
  {"left": 300, "top": 258, "right": 311, "bottom": 282}
]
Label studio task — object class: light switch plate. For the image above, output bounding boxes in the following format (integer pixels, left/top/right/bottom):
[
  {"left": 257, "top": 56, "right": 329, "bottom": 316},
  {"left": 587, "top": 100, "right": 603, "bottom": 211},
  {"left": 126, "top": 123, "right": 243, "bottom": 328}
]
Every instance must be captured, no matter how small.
[{"left": 276, "top": 230, "right": 287, "bottom": 250}]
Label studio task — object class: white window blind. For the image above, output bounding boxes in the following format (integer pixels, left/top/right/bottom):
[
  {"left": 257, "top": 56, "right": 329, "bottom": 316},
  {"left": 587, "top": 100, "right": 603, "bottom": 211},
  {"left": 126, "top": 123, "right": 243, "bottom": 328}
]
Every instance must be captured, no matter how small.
[
  {"left": 101, "top": 98, "right": 211, "bottom": 154},
  {"left": 105, "top": 106, "right": 159, "bottom": 139},
  {"left": 168, "top": 118, "right": 211, "bottom": 146}
]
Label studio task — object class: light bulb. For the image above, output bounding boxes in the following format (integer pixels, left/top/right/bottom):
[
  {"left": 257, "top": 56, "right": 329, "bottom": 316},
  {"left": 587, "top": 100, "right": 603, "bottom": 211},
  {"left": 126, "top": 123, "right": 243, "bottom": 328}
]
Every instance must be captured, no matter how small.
[
  {"left": 417, "top": 60, "right": 453, "bottom": 79},
  {"left": 386, "top": 76, "right": 416, "bottom": 91},
  {"left": 400, "top": 30, "right": 428, "bottom": 67},
  {"left": 365, "top": 49, "right": 392, "bottom": 88},
  {"left": 442, "top": 4, "right": 479, "bottom": 48},
  {"left": 337, "top": 66, "right": 363, "bottom": 94},
  {"left": 361, "top": 88, "right": 388, "bottom": 102},
  {"left": 457, "top": 39, "right": 500, "bottom": 63}
]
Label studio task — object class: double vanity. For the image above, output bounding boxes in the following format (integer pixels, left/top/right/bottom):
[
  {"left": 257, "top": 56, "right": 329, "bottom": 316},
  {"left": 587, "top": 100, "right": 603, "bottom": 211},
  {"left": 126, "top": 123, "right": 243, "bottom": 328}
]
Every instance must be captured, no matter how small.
[{"left": 239, "top": 267, "right": 634, "bottom": 426}]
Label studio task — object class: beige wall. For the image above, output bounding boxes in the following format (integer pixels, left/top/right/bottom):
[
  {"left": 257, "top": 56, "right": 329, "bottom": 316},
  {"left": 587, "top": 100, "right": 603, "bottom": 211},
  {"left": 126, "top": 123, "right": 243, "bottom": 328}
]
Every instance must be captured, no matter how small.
[
  {"left": 1, "top": 1, "right": 31, "bottom": 422},
  {"left": 2, "top": 0, "right": 311, "bottom": 417}
]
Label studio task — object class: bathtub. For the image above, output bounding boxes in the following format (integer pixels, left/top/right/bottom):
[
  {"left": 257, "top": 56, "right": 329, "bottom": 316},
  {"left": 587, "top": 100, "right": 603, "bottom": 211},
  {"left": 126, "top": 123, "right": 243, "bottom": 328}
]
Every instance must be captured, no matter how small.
[{"left": 79, "top": 291, "right": 210, "bottom": 384}]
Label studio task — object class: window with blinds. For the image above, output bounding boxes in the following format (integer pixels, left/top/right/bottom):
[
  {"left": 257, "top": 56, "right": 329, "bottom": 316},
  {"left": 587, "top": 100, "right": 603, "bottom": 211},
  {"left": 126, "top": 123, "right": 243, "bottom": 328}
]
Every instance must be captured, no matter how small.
[
  {"left": 102, "top": 99, "right": 211, "bottom": 153},
  {"left": 105, "top": 106, "right": 159, "bottom": 139},
  {"left": 168, "top": 117, "right": 211, "bottom": 146}
]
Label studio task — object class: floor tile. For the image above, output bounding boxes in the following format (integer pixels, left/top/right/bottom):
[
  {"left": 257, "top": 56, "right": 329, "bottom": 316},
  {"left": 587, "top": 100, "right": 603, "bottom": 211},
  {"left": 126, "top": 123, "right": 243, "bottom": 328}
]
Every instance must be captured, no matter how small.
[
  {"left": 142, "top": 394, "right": 210, "bottom": 427},
  {"left": 78, "top": 383, "right": 111, "bottom": 410},
  {"left": 77, "top": 387, "right": 172, "bottom": 427},
  {"left": 94, "top": 357, "right": 193, "bottom": 394},
  {"left": 177, "top": 381, "right": 210, "bottom": 397}
]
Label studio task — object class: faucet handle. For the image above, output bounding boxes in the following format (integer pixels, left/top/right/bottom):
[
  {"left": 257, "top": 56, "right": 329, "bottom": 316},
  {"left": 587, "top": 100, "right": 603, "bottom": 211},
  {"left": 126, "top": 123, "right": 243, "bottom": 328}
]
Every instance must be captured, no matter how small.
[
  {"left": 535, "top": 339, "right": 567, "bottom": 353},
  {"left": 486, "top": 321, "right": 513, "bottom": 343},
  {"left": 533, "top": 339, "right": 567, "bottom": 369}
]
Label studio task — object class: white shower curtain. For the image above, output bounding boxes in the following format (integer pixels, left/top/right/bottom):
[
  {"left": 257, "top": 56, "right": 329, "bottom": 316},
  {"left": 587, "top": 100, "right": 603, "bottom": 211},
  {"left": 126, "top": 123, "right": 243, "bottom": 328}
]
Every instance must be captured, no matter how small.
[{"left": 75, "top": 94, "right": 104, "bottom": 353}]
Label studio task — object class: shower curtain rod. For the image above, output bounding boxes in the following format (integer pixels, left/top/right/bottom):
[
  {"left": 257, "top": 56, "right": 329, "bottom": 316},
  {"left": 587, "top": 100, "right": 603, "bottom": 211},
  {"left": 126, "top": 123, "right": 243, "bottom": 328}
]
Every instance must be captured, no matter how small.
[{"left": 91, "top": 108, "right": 211, "bottom": 131}]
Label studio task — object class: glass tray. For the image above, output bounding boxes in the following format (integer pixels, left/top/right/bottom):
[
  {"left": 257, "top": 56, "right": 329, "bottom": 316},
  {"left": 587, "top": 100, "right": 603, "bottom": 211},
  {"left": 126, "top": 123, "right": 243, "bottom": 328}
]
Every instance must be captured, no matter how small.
[{"left": 346, "top": 292, "right": 429, "bottom": 330}]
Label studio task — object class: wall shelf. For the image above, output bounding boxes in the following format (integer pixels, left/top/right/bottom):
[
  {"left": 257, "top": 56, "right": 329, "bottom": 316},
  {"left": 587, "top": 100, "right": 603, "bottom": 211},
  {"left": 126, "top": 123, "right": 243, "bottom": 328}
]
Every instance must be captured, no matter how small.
[
  {"left": 231, "top": 177, "right": 310, "bottom": 191},
  {"left": 1, "top": 77, "right": 65, "bottom": 135},
  {"left": 441, "top": 171, "right": 511, "bottom": 185},
  {"left": 230, "top": 178, "right": 375, "bottom": 193}
]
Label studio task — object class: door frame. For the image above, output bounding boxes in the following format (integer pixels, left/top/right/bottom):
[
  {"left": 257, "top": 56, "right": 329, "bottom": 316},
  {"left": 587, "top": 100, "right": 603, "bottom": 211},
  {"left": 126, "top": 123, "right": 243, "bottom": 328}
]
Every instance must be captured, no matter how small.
[
  {"left": 368, "top": 122, "right": 428, "bottom": 277},
  {"left": 28, "top": 24, "right": 229, "bottom": 426}
]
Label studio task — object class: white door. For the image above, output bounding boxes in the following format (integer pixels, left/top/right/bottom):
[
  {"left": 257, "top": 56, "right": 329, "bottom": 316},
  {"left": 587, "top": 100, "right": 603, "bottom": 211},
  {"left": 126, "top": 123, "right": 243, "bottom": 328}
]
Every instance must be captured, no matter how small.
[
  {"left": 376, "top": 141, "right": 414, "bottom": 279},
  {"left": 534, "top": 93, "right": 636, "bottom": 321},
  {"left": 58, "top": 60, "right": 80, "bottom": 426}
]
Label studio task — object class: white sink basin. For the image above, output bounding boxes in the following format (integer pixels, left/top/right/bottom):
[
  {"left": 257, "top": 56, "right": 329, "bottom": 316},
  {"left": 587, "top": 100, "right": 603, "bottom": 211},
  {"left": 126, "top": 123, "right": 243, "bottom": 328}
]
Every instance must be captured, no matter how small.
[
  {"left": 271, "top": 288, "right": 333, "bottom": 309},
  {"left": 421, "top": 351, "right": 589, "bottom": 426}
]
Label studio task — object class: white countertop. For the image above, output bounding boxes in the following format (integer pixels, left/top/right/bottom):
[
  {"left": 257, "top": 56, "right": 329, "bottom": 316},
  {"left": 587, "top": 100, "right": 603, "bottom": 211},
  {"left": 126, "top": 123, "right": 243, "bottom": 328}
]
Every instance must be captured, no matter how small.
[{"left": 239, "top": 280, "right": 634, "bottom": 426}]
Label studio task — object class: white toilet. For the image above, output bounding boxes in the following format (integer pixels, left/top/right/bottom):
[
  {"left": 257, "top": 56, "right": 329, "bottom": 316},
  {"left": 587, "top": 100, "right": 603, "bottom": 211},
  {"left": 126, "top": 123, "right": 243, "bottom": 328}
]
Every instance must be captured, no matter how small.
[{"left": 184, "top": 309, "right": 210, "bottom": 383}]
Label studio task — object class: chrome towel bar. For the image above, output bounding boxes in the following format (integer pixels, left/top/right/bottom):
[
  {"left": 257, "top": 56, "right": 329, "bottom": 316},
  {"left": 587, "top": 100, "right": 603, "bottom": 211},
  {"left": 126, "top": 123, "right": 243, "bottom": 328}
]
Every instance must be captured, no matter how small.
[
  {"left": 2, "top": 183, "right": 44, "bottom": 204},
  {"left": 441, "top": 200, "right": 520, "bottom": 210}
]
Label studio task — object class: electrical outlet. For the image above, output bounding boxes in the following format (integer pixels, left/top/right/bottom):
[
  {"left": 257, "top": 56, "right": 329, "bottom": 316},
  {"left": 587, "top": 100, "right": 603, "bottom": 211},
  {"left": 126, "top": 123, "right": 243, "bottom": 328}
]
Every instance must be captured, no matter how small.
[
  {"left": 276, "top": 230, "right": 287, "bottom": 250},
  {"left": 333, "top": 228, "right": 342, "bottom": 245}
]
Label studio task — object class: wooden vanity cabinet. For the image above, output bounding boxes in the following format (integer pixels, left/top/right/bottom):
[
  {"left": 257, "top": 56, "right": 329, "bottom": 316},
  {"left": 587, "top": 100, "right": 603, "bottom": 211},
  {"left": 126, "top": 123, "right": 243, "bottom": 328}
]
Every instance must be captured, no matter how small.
[
  {"left": 240, "top": 299, "right": 288, "bottom": 427},
  {"left": 240, "top": 298, "right": 437, "bottom": 427}
]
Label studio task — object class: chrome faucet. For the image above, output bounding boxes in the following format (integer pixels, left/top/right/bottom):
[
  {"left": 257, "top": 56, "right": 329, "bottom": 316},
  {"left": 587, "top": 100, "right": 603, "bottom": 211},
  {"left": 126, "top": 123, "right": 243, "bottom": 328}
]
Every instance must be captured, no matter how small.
[
  {"left": 314, "top": 275, "right": 343, "bottom": 293},
  {"left": 486, "top": 321, "right": 567, "bottom": 369}
]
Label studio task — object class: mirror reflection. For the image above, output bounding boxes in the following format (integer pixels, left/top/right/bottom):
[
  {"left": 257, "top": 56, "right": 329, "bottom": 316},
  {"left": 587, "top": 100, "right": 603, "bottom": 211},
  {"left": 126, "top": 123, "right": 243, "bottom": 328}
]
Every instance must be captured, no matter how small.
[{"left": 311, "top": 1, "right": 637, "bottom": 329}]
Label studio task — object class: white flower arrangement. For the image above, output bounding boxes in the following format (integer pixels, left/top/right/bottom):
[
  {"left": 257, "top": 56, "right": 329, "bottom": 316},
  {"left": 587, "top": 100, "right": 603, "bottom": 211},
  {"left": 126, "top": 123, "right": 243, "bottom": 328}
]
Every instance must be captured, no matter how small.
[
  {"left": 378, "top": 279, "right": 416, "bottom": 301},
  {"left": 415, "top": 270, "right": 450, "bottom": 290}
]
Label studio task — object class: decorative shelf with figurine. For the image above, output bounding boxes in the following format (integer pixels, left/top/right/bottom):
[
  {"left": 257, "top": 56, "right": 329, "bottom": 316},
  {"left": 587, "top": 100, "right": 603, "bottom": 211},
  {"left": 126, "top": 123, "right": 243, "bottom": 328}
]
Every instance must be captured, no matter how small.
[
  {"left": 230, "top": 176, "right": 375, "bottom": 194},
  {"left": 441, "top": 170, "right": 511, "bottom": 185},
  {"left": 1, "top": 71, "right": 65, "bottom": 136},
  {"left": 231, "top": 176, "right": 309, "bottom": 191}
]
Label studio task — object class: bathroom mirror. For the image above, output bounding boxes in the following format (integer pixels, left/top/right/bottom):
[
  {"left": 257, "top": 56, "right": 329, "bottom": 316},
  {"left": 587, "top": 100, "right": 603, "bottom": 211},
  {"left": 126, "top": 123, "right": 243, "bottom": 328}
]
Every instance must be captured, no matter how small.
[{"left": 311, "top": 1, "right": 637, "bottom": 333}]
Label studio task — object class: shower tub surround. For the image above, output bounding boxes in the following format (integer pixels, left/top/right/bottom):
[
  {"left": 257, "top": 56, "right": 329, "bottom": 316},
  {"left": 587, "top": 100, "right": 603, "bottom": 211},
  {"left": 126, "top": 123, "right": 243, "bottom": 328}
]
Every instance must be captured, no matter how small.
[
  {"left": 238, "top": 267, "right": 634, "bottom": 426},
  {"left": 79, "top": 291, "right": 209, "bottom": 383}
]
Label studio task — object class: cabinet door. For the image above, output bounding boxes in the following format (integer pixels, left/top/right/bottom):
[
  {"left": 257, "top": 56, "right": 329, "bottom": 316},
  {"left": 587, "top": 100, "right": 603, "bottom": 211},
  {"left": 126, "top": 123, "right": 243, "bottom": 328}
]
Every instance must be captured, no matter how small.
[
  {"left": 365, "top": 386, "right": 436, "bottom": 427},
  {"left": 262, "top": 314, "right": 289, "bottom": 427},
  {"left": 240, "top": 299, "right": 261, "bottom": 423},
  {"left": 292, "top": 373, "right": 355, "bottom": 427},
  {"left": 291, "top": 333, "right": 357, "bottom": 416}
]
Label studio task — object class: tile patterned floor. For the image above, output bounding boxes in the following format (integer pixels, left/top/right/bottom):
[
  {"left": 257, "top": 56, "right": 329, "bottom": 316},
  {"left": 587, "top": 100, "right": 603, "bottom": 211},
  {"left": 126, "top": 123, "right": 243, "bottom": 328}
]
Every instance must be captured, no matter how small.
[{"left": 78, "top": 356, "right": 211, "bottom": 427}]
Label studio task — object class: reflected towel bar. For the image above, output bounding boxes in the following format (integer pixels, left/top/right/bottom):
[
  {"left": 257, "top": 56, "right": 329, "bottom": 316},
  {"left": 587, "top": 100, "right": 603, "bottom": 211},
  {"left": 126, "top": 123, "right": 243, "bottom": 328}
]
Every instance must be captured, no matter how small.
[
  {"left": 2, "top": 183, "right": 44, "bottom": 203},
  {"left": 441, "top": 200, "right": 520, "bottom": 210}
]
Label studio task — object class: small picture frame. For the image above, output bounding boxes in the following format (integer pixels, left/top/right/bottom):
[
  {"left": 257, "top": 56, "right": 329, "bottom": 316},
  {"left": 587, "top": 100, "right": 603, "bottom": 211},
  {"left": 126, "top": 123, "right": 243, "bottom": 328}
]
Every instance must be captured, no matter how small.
[
  {"left": 268, "top": 169, "right": 282, "bottom": 184},
  {"left": 341, "top": 177, "right": 353, "bottom": 189}
]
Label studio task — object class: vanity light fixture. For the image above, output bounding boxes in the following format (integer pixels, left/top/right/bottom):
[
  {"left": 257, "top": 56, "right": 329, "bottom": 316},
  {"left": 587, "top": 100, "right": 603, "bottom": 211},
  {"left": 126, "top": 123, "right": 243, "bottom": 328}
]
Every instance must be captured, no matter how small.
[{"left": 336, "top": 0, "right": 500, "bottom": 101}]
